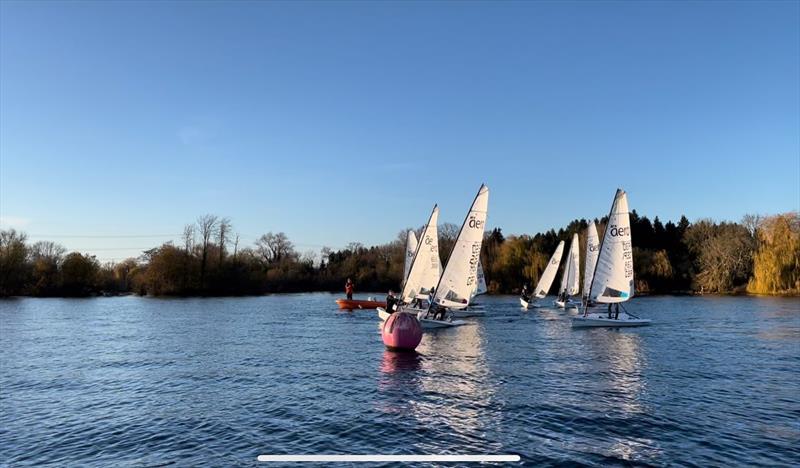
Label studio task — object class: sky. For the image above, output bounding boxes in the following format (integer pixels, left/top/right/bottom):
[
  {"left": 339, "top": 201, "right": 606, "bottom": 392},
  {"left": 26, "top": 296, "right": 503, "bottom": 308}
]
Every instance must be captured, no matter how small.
[{"left": 1, "top": 0, "right": 798, "bottom": 262}]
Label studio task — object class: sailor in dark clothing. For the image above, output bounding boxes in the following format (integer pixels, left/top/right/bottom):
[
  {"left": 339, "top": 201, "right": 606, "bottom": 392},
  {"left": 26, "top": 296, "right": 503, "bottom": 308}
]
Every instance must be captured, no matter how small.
[
  {"left": 431, "top": 305, "right": 443, "bottom": 321},
  {"left": 607, "top": 303, "right": 620, "bottom": 319},
  {"left": 521, "top": 284, "right": 530, "bottom": 301},
  {"left": 386, "top": 290, "right": 398, "bottom": 313}
]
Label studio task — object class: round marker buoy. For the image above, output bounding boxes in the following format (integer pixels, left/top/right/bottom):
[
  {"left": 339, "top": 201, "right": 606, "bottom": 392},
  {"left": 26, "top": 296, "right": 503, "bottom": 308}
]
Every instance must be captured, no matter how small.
[{"left": 381, "top": 312, "right": 422, "bottom": 351}]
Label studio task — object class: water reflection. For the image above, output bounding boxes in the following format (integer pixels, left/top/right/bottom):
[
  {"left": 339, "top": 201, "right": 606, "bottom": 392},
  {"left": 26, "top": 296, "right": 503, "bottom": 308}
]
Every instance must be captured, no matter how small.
[
  {"left": 412, "top": 324, "right": 501, "bottom": 450},
  {"left": 380, "top": 349, "right": 423, "bottom": 374},
  {"left": 583, "top": 329, "right": 647, "bottom": 415}
]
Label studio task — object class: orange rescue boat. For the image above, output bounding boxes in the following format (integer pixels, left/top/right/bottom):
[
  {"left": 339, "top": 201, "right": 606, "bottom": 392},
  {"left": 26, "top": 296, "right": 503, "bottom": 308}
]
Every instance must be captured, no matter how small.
[{"left": 336, "top": 298, "right": 387, "bottom": 310}]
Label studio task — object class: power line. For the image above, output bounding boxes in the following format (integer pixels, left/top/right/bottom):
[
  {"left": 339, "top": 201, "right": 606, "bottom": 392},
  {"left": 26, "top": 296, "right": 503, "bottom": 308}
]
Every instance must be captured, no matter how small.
[{"left": 26, "top": 234, "right": 179, "bottom": 238}]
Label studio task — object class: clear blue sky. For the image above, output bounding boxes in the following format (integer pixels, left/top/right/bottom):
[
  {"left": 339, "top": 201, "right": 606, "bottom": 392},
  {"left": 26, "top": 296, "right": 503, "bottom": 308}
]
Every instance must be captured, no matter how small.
[{"left": 1, "top": 1, "right": 798, "bottom": 261}]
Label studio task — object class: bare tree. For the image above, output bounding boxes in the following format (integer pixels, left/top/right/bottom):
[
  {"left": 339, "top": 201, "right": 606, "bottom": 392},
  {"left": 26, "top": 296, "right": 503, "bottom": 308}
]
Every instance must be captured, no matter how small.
[
  {"left": 233, "top": 233, "right": 240, "bottom": 263},
  {"left": 438, "top": 222, "right": 460, "bottom": 265},
  {"left": 196, "top": 214, "right": 219, "bottom": 288},
  {"left": 255, "top": 232, "right": 295, "bottom": 265},
  {"left": 30, "top": 241, "right": 66, "bottom": 263},
  {"left": 742, "top": 214, "right": 762, "bottom": 238},
  {"left": 217, "top": 217, "right": 232, "bottom": 265},
  {"left": 182, "top": 224, "right": 195, "bottom": 253}
]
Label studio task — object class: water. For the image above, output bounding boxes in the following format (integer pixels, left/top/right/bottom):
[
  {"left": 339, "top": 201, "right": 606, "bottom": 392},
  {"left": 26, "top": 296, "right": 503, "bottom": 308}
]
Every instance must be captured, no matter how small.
[{"left": 1, "top": 295, "right": 798, "bottom": 467}]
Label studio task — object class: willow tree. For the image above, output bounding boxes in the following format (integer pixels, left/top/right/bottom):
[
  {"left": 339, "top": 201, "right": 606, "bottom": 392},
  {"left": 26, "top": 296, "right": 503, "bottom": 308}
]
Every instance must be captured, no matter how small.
[{"left": 748, "top": 213, "right": 800, "bottom": 294}]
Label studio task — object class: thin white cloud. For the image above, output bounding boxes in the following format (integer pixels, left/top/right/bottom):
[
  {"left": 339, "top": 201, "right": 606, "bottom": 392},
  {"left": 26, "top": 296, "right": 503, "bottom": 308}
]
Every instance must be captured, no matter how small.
[{"left": 0, "top": 216, "right": 31, "bottom": 228}]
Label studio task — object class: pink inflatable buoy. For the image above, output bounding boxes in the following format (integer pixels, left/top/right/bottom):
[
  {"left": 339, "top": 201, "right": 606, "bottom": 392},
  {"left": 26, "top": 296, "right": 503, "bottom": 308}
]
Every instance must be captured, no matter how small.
[{"left": 381, "top": 312, "right": 422, "bottom": 351}]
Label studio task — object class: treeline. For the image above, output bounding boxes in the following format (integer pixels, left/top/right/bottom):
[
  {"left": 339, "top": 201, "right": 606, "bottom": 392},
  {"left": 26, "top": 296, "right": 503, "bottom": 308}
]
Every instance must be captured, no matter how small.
[{"left": 0, "top": 212, "right": 797, "bottom": 297}]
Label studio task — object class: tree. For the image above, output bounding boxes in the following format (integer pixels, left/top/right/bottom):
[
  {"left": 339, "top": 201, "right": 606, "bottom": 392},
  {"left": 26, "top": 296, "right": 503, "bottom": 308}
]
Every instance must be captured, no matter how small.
[
  {"left": 748, "top": 213, "right": 800, "bottom": 294},
  {"left": 217, "top": 217, "right": 232, "bottom": 265},
  {"left": 255, "top": 232, "right": 295, "bottom": 265},
  {"left": 60, "top": 252, "right": 99, "bottom": 296},
  {"left": 438, "top": 223, "right": 460, "bottom": 265},
  {"left": 0, "top": 229, "right": 29, "bottom": 296},
  {"left": 684, "top": 219, "right": 755, "bottom": 293},
  {"left": 182, "top": 224, "right": 195, "bottom": 253},
  {"left": 29, "top": 241, "right": 66, "bottom": 296},
  {"left": 196, "top": 214, "right": 219, "bottom": 289}
]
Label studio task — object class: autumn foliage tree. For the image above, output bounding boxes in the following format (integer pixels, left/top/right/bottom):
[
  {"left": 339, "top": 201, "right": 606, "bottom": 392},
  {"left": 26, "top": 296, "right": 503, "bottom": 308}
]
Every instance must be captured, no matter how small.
[{"left": 748, "top": 213, "right": 800, "bottom": 294}]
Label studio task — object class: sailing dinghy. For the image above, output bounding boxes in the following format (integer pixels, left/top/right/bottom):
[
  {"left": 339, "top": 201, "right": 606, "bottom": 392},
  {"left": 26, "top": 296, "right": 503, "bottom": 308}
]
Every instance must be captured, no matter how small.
[
  {"left": 573, "top": 189, "right": 651, "bottom": 327},
  {"left": 377, "top": 205, "right": 442, "bottom": 320},
  {"left": 554, "top": 233, "right": 581, "bottom": 308},
  {"left": 419, "top": 184, "right": 489, "bottom": 329},
  {"left": 581, "top": 222, "right": 600, "bottom": 308},
  {"left": 520, "top": 240, "right": 565, "bottom": 308}
]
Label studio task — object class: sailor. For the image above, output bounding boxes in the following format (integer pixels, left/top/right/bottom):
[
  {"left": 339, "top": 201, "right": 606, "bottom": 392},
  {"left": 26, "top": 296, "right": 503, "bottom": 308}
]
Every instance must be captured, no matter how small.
[
  {"left": 521, "top": 284, "right": 530, "bottom": 301},
  {"left": 430, "top": 302, "right": 447, "bottom": 321},
  {"left": 614, "top": 304, "right": 620, "bottom": 320},
  {"left": 345, "top": 278, "right": 354, "bottom": 300},
  {"left": 386, "top": 290, "right": 397, "bottom": 313},
  {"left": 428, "top": 286, "right": 435, "bottom": 307}
]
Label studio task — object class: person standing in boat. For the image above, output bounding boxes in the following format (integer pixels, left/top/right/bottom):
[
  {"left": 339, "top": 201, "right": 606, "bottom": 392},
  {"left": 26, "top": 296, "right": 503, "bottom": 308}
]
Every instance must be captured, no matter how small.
[
  {"left": 345, "top": 278, "right": 354, "bottom": 300},
  {"left": 607, "top": 303, "right": 620, "bottom": 319},
  {"left": 521, "top": 284, "right": 530, "bottom": 301},
  {"left": 386, "top": 290, "right": 397, "bottom": 313},
  {"left": 428, "top": 286, "right": 435, "bottom": 308}
]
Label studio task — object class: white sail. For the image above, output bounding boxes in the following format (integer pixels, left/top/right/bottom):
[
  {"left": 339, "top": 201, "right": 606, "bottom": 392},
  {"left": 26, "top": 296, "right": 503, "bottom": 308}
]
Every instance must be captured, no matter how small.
[
  {"left": 534, "top": 240, "right": 564, "bottom": 298},
  {"left": 404, "top": 230, "right": 418, "bottom": 281},
  {"left": 567, "top": 233, "right": 580, "bottom": 295},
  {"left": 582, "top": 222, "right": 599, "bottom": 301},
  {"left": 559, "top": 234, "right": 580, "bottom": 296},
  {"left": 472, "top": 260, "right": 488, "bottom": 297},
  {"left": 402, "top": 205, "right": 441, "bottom": 302},
  {"left": 433, "top": 185, "right": 489, "bottom": 309},
  {"left": 589, "top": 189, "right": 634, "bottom": 303}
]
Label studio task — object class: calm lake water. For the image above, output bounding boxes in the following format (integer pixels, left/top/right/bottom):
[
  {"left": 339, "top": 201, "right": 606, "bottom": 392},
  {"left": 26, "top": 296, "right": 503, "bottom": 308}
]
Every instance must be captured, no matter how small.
[{"left": 1, "top": 294, "right": 799, "bottom": 466}]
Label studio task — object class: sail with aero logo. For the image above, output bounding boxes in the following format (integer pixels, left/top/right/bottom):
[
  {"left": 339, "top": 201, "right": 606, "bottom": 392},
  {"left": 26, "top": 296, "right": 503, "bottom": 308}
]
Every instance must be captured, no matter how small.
[
  {"left": 534, "top": 240, "right": 564, "bottom": 298},
  {"left": 589, "top": 189, "right": 634, "bottom": 303},
  {"left": 401, "top": 205, "right": 440, "bottom": 302},
  {"left": 582, "top": 222, "right": 599, "bottom": 303},
  {"left": 573, "top": 189, "right": 650, "bottom": 326},
  {"left": 432, "top": 185, "right": 489, "bottom": 309},
  {"left": 404, "top": 230, "right": 418, "bottom": 282}
]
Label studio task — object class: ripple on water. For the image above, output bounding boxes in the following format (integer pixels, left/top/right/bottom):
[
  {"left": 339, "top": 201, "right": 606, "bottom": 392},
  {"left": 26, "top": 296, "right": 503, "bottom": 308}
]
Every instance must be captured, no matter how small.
[{"left": 1, "top": 294, "right": 799, "bottom": 466}]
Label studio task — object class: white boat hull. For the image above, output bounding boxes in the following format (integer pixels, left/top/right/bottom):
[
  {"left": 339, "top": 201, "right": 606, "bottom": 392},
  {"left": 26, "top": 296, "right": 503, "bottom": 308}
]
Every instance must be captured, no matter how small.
[
  {"left": 419, "top": 318, "right": 468, "bottom": 329},
  {"left": 554, "top": 299, "right": 580, "bottom": 309},
  {"left": 572, "top": 312, "right": 651, "bottom": 328},
  {"left": 377, "top": 308, "right": 390, "bottom": 321}
]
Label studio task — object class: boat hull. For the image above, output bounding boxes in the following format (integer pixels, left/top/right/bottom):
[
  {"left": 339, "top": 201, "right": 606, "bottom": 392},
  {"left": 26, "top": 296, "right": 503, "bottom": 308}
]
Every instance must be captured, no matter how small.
[
  {"left": 378, "top": 306, "right": 427, "bottom": 322},
  {"left": 336, "top": 299, "right": 386, "bottom": 310},
  {"left": 572, "top": 313, "right": 651, "bottom": 327},
  {"left": 554, "top": 299, "right": 580, "bottom": 309},
  {"left": 450, "top": 309, "right": 485, "bottom": 318},
  {"left": 419, "top": 318, "right": 468, "bottom": 329}
]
